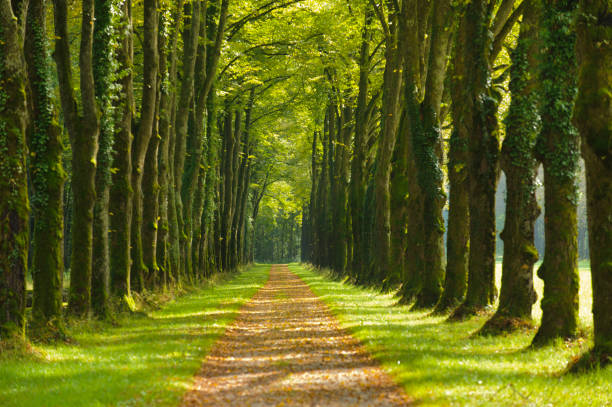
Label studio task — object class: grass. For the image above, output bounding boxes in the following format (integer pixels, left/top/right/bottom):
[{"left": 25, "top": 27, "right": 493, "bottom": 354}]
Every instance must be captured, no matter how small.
[
  {"left": 1, "top": 264, "right": 270, "bottom": 407},
  {"left": 290, "top": 263, "right": 612, "bottom": 407}
]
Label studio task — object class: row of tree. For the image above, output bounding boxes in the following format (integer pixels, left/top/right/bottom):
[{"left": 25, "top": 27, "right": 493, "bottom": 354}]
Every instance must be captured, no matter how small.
[
  {"left": 0, "top": 0, "right": 291, "bottom": 342},
  {"left": 302, "top": 0, "right": 611, "bottom": 369}
]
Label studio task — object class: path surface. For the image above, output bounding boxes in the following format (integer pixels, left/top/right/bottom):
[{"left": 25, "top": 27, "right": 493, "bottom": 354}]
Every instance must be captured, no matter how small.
[{"left": 180, "top": 265, "right": 411, "bottom": 406}]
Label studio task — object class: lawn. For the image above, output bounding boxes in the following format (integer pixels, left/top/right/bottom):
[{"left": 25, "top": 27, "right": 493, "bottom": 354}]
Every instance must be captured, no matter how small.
[
  {"left": 290, "top": 263, "right": 611, "bottom": 407},
  {"left": 1, "top": 264, "right": 270, "bottom": 407}
]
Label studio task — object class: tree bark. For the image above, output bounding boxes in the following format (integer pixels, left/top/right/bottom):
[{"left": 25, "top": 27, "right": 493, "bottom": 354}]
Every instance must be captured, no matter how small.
[
  {"left": 349, "top": 7, "right": 372, "bottom": 281},
  {"left": 173, "top": 0, "right": 201, "bottom": 278},
  {"left": 109, "top": 0, "right": 134, "bottom": 300},
  {"left": 130, "top": 0, "right": 159, "bottom": 292},
  {"left": 480, "top": 1, "right": 540, "bottom": 334},
  {"left": 450, "top": 0, "right": 500, "bottom": 320},
  {"left": 91, "top": 0, "right": 115, "bottom": 318},
  {"left": 52, "top": 0, "right": 100, "bottom": 317},
  {"left": 0, "top": 0, "right": 29, "bottom": 339},
  {"left": 570, "top": 0, "right": 611, "bottom": 368},
  {"left": 532, "top": 0, "right": 580, "bottom": 346},
  {"left": 25, "top": 0, "right": 66, "bottom": 338},
  {"left": 371, "top": 0, "right": 403, "bottom": 284}
]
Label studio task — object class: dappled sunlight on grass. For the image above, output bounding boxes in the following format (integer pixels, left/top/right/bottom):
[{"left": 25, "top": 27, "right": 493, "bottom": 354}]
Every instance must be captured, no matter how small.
[
  {"left": 291, "top": 264, "right": 611, "bottom": 407},
  {"left": 0, "top": 265, "right": 270, "bottom": 407}
]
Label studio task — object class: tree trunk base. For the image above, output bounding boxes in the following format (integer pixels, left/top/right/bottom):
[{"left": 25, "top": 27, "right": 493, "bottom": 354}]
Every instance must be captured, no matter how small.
[
  {"left": 531, "top": 327, "right": 577, "bottom": 348},
  {"left": 447, "top": 303, "right": 491, "bottom": 322},
  {"left": 567, "top": 347, "right": 612, "bottom": 373},
  {"left": 432, "top": 298, "right": 462, "bottom": 315},
  {"left": 477, "top": 314, "right": 534, "bottom": 336},
  {"left": 28, "top": 318, "right": 69, "bottom": 343}
]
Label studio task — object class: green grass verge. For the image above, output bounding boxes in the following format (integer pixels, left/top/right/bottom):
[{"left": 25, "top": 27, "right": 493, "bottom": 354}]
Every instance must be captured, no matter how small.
[
  {"left": 289, "top": 263, "right": 611, "bottom": 407},
  {"left": 1, "top": 264, "right": 270, "bottom": 407}
]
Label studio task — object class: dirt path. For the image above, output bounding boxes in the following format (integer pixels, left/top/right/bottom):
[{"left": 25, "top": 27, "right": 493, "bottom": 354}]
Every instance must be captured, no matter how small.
[{"left": 180, "top": 265, "right": 411, "bottom": 406}]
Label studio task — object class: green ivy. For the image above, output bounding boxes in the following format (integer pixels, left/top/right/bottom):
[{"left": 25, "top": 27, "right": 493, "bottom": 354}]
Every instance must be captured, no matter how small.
[{"left": 535, "top": 1, "right": 579, "bottom": 185}]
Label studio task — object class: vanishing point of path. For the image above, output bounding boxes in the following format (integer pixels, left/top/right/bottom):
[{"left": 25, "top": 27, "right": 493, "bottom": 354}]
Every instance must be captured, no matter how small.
[{"left": 181, "top": 265, "right": 412, "bottom": 407}]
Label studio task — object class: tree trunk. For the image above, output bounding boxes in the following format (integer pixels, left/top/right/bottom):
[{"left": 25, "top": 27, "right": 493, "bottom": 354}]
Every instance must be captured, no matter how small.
[
  {"left": 349, "top": 7, "right": 372, "bottom": 281},
  {"left": 436, "top": 16, "right": 470, "bottom": 315},
  {"left": 91, "top": 0, "right": 115, "bottom": 318},
  {"left": 130, "top": 0, "right": 159, "bottom": 292},
  {"left": 109, "top": 0, "right": 134, "bottom": 300},
  {"left": 25, "top": 0, "right": 66, "bottom": 338},
  {"left": 532, "top": 0, "right": 579, "bottom": 346},
  {"left": 411, "top": 0, "right": 453, "bottom": 309},
  {"left": 480, "top": 1, "right": 540, "bottom": 335},
  {"left": 0, "top": 0, "right": 29, "bottom": 339},
  {"left": 450, "top": 0, "right": 500, "bottom": 320},
  {"left": 571, "top": 0, "right": 612, "bottom": 370},
  {"left": 372, "top": 7, "right": 403, "bottom": 283},
  {"left": 53, "top": 0, "right": 101, "bottom": 317},
  {"left": 173, "top": 0, "right": 201, "bottom": 278}
]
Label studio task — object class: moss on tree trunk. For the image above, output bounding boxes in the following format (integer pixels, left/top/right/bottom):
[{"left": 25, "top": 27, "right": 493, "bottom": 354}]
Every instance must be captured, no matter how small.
[
  {"left": 480, "top": 2, "right": 540, "bottom": 335},
  {"left": 570, "top": 0, "right": 612, "bottom": 370},
  {"left": 450, "top": 0, "right": 500, "bottom": 321},
  {"left": 25, "top": 0, "right": 67, "bottom": 338},
  {"left": 532, "top": 0, "right": 580, "bottom": 346},
  {"left": 0, "top": 2, "right": 29, "bottom": 339},
  {"left": 109, "top": 0, "right": 134, "bottom": 300}
]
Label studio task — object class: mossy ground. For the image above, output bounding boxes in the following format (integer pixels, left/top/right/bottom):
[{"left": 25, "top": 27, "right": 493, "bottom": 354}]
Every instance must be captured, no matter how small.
[
  {"left": 290, "top": 262, "right": 611, "bottom": 407},
  {"left": 1, "top": 264, "right": 270, "bottom": 407}
]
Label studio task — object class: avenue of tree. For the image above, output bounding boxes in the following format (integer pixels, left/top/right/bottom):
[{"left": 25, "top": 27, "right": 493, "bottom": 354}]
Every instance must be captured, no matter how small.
[{"left": 0, "top": 0, "right": 610, "bottom": 373}]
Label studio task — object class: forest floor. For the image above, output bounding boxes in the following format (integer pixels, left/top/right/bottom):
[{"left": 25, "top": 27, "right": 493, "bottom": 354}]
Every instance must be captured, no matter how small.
[
  {"left": 0, "top": 265, "right": 271, "bottom": 407},
  {"left": 180, "top": 264, "right": 412, "bottom": 406}
]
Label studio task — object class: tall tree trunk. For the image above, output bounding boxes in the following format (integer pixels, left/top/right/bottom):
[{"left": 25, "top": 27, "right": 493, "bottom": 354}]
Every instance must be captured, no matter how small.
[
  {"left": 109, "top": 0, "right": 134, "bottom": 300},
  {"left": 450, "top": 0, "right": 500, "bottom": 320},
  {"left": 436, "top": 14, "right": 470, "bottom": 314},
  {"left": 53, "top": 0, "right": 101, "bottom": 317},
  {"left": 411, "top": 0, "right": 453, "bottom": 309},
  {"left": 349, "top": 9, "right": 371, "bottom": 281},
  {"left": 25, "top": 0, "right": 66, "bottom": 338},
  {"left": 481, "top": 1, "right": 540, "bottom": 334},
  {"left": 532, "top": 0, "right": 580, "bottom": 346},
  {"left": 572, "top": 0, "right": 612, "bottom": 370},
  {"left": 0, "top": 0, "right": 29, "bottom": 339},
  {"left": 92, "top": 0, "right": 115, "bottom": 318},
  {"left": 156, "top": 6, "right": 176, "bottom": 289},
  {"left": 173, "top": 0, "right": 201, "bottom": 278},
  {"left": 372, "top": 3, "right": 403, "bottom": 283},
  {"left": 130, "top": 0, "right": 159, "bottom": 292},
  {"left": 309, "top": 131, "right": 318, "bottom": 265}
]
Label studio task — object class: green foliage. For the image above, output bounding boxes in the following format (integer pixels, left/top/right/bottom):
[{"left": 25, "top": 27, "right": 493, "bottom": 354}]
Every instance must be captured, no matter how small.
[{"left": 535, "top": 1, "right": 579, "bottom": 183}]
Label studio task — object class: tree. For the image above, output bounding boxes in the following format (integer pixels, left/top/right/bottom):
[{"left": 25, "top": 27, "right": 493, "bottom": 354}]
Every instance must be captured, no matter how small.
[
  {"left": 370, "top": 0, "right": 404, "bottom": 285},
  {"left": 532, "top": 0, "right": 580, "bottom": 346},
  {"left": 480, "top": 0, "right": 540, "bottom": 334},
  {"left": 0, "top": 0, "right": 30, "bottom": 339},
  {"left": 25, "top": 0, "right": 67, "bottom": 337},
  {"left": 571, "top": 0, "right": 611, "bottom": 369},
  {"left": 53, "top": 0, "right": 100, "bottom": 317},
  {"left": 109, "top": 0, "right": 135, "bottom": 301},
  {"left": 130, "top": 0, "right": 159, "bottom": 291},
  {"left": 92, "top": 0, "right": 117, "bottom": 318}
]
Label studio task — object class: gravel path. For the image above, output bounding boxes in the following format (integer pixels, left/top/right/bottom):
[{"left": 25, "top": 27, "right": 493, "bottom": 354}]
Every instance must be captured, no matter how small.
[{"left": 180, "top": 264, "right": 412, "bottom": 406}]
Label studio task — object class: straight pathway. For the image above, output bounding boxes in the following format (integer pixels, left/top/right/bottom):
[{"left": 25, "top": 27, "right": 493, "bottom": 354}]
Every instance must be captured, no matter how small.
[{"left": 181, "top": 264, "right": 411, "bottom": 406}]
